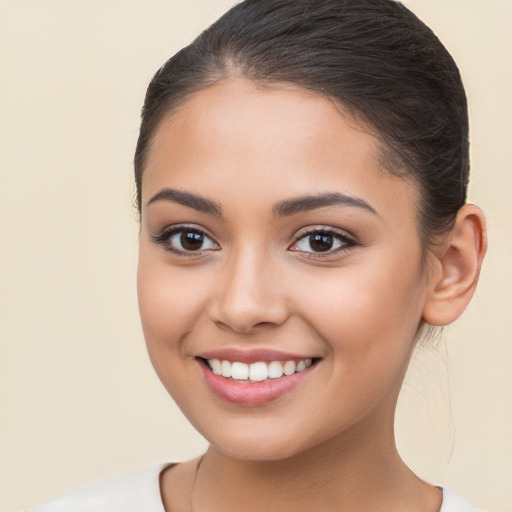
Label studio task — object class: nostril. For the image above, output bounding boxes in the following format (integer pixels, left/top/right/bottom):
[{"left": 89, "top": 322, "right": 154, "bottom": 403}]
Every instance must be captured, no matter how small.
[
  {"left": 214, "top": 320, "right": 258, "bottom": 334},
  {"left": 254, "top": 321, "right": 274, "bottom": 328},
  {"left": 214, "top": 319, "right": 281, "bottom": 334}
]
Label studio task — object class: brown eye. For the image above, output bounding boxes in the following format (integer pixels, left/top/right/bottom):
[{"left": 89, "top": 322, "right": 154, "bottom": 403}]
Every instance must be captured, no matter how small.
[
  {"left": 180, "top": 231, "right": 205, "bottom": 251},
  {"left": 290, "top": 229, "right": 355, "bottom": 255},
  {"left": 309, "top": 233, "right": 334, "bottom": 252},
  {"left": 155, "top": 228, "right": 219, "bottom": 254}
]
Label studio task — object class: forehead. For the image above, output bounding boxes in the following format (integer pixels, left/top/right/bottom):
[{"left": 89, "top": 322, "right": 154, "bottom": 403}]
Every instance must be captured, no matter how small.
[{"left": 142, "top": 78, "right": 418, "bottom": 223}]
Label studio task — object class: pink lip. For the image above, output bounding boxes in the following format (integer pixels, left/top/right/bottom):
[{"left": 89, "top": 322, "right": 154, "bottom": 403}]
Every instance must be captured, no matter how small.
[
  {"left": 197, "top": 347, "right": 313, "bottom": 364},
  {"left": 198, "top": 359, "right": 316, "bottom": 406}
]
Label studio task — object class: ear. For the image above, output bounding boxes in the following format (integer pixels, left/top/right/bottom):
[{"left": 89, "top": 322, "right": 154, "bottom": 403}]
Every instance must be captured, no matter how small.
[{"left": 422, "top": 204, "right": 487, "bottom": 326}]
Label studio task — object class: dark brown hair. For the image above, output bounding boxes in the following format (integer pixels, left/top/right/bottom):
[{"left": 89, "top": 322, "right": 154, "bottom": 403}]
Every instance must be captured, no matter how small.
[{"left": 134, "top": 0, "right": 469, "bottom": 244}]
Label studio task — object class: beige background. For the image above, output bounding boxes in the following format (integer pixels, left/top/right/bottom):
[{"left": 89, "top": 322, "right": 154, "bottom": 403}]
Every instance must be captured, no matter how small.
[{"left": 0, "top": 0, "right": 511, "bottom": 511}]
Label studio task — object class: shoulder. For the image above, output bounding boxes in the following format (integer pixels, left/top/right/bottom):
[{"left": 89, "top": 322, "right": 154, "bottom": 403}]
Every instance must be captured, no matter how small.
[
  {"left": 440, "top": 487, "right": 484, "bottom": 512},
  {"left": 27, "top": 463, "right": 172, "bottom": 512}
]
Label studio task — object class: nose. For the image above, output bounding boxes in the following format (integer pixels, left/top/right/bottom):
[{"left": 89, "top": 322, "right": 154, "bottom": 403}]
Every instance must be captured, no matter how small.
[{"left": 209, "top": 247, "right": 289, "bottom": 334}]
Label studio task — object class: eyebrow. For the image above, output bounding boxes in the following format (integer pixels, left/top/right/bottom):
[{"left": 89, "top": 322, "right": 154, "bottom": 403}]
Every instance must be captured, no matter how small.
[
  {"left": 272, "top": 192, "right": 378, "bottom": 217},
  {"left": 146, "top": 188, "right": 377, "bottom": 218},
  {"left": 146, "top": 188, "right": 222, "bottom": 216}
]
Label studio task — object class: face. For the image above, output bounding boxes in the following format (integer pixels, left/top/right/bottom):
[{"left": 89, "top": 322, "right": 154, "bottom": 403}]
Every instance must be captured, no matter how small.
[{"left": 137, "top": 78, "right": 430, "bottom": 461}]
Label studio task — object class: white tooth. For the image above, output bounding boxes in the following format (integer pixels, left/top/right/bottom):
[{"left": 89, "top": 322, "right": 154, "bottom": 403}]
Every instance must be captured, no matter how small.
[
  {"left": 231, "top": 362, "right": 249, "bottom": 380},
  {"left": 249, "top": 362, "right": 268, "bottom": 382},
  {"left": 209, "top": 359, "right": 222, "bottom": 375},
  {"left": 268, "top": 361, "right": 284, "bottom": 379},
  {"left": 296, "top": 360, "right": 306, "bottom": 372},
  {"left": 283, "top": 360, "right": 296, "bottom": 376},
  {"left": 305, "top": 358, "right": 312, "bottom": 368},
  {"left": 221, "top": 360, "right": 232, "bottom": 378}
]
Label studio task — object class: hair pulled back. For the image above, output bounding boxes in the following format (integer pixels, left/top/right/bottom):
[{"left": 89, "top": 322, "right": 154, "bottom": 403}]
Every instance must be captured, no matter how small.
[{"left": 134, "top": 0, "right": 469, "bottom": 244}]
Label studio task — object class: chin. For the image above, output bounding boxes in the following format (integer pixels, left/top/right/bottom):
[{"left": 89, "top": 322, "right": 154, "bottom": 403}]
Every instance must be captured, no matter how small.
[
  {"left": 198, "top": 422, "right": 317, "bottom": 462},
  {"left": 213, "top": 440, "right": 303, "bottom": 462}
]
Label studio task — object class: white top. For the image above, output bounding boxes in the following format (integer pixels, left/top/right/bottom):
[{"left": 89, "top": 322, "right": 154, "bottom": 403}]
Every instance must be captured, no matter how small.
[{"left": 27, "top": 463, "right": 483, "bottom": 512}]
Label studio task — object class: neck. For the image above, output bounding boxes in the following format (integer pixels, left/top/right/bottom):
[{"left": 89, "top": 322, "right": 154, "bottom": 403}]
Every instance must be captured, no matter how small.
[{"left": 192, "top": 411, "right": 439, "bottom": 512}]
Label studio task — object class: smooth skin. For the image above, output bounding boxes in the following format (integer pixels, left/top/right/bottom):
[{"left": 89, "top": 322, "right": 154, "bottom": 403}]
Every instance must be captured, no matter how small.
[{"left": 137, "top": 78, "right": 486, "bottom": 512}]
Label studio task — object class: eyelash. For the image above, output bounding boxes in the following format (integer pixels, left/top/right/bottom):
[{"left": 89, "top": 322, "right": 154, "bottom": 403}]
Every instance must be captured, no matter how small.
[
  {"left": 151, "top": 225, "right": 220, "bottom": 256},
  {"left": 151, "top": 225, "right": 356, "bottom": 257},
  {"left": 289, "top": 227, "right": 356, "bottom": 257}
]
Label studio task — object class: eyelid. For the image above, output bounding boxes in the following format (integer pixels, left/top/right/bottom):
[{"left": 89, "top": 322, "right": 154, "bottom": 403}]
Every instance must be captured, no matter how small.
[
  {"left": 289, "top": 226, "right": 356, "bottom": 255},
  {"left": 151, "top": 224, "right": 220, "bottom": 255}
]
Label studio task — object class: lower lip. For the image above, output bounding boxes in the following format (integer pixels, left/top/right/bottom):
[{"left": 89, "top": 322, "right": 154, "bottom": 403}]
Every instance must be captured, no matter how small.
[{"left": 199, "top": 360, "right": 315, "bottom": 406}]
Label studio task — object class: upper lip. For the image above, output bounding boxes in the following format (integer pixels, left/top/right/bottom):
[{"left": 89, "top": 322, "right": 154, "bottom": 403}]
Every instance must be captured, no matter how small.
[{"left": 197, "top": 348, "right": 317, "bottom": 364}]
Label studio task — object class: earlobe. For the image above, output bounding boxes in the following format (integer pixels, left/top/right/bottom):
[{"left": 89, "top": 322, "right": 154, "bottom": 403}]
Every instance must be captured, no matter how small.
[{"left": 422, "top": 204, "right": 487, "bottom": 326}]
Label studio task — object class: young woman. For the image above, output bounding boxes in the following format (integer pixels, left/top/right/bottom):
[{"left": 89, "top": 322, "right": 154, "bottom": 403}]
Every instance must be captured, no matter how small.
[{"left": 29, "top": 0, "right": 487, "bottom": 510}]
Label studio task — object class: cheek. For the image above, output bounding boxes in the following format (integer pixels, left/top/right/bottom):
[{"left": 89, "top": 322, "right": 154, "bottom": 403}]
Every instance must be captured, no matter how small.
[
  {"left": 291, "top": 253, "right": 426, "bottom": 358},
  {"left": 137, "top": 247, "right": 208, "bottom": 357},
  {"left": 290, "top": 261, "right": 426, "bottom": 428},
  {"left": 136, "top": 251, "right": 213, "bottom": 405}
]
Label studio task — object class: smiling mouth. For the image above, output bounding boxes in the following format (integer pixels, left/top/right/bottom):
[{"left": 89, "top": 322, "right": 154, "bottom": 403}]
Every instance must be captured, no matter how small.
[{"left": 201, "top": 358, "right": 316, "bottom": 383}]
